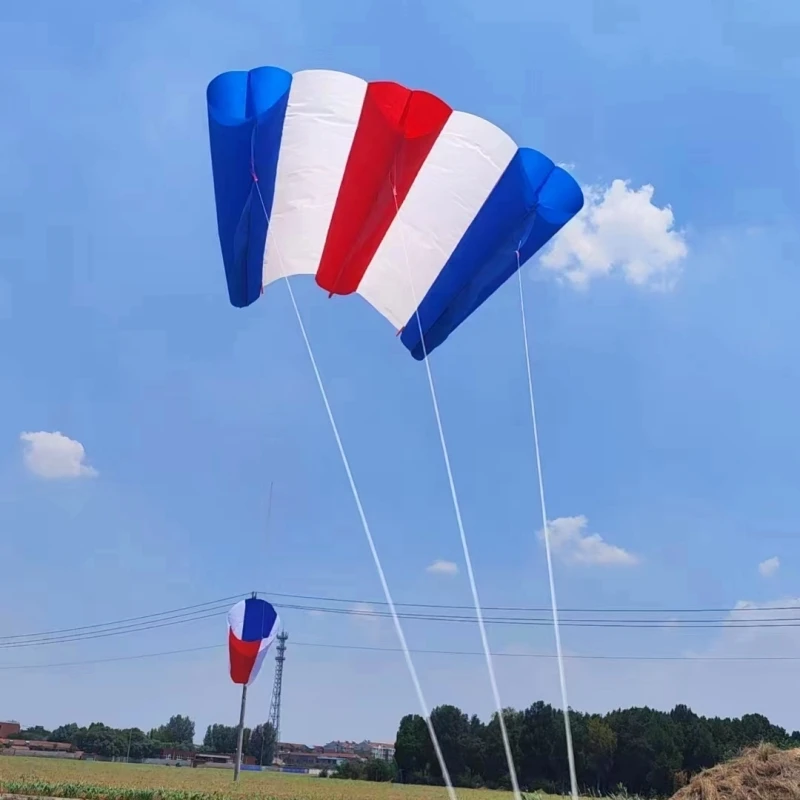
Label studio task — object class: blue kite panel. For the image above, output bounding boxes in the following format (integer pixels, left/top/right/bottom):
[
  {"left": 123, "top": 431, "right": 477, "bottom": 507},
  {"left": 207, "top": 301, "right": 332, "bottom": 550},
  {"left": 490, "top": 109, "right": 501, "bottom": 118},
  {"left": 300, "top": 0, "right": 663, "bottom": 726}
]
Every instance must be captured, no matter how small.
[
  {"left": 207, "top": 67, "right": 292, "bottom": 308},
  {"left": 241, "top": 597, "right": 279, "bottom": 642},
  {"left": 401, "top": 149, "right": 584, "bottom": 360}
]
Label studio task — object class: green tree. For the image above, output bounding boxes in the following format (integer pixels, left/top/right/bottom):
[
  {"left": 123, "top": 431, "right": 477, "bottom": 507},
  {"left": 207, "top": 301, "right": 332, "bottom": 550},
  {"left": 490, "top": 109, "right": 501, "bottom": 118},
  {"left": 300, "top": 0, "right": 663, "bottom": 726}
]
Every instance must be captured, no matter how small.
[
  {"left": 645, "top": 715, "right": 682, "bottom": 796},
  {"left": 123, "top": 728, "right": 161, "bottom": 760},
  {"left": 49, "top": 723, "right": 80, "bottom": 745},
  {"left": 583, "top": 715, "right": 617, "bottom": 792},
  {"left": 10, "top": 726, "right": 51, "bottom": 741},
  {"left": 149, "top": 715, "right": 195, "bottom": 747},
  {"left": 332, "top": 758, "right": 365, "bottom": 780},
  {"left": 483, "top": 708, "right": 525, "bottom": 791},
  {"left": 607, "top": 707, "right": 659, "bottom": 794},
  {"left": 247, "top": 722, "right": 277, "bottom": 765},
  {"left": 363, "top": 757, "right": 395, "bottom": 782},
  {"left": 394, "top": 714, "right": 428, "bottom": 782},
  {"left": 670, "top": 704, "right": 718, "bottom": 775},
  {"left": 516, "top": 701, "right": 561, "bottom": 792},
  {"left": 463, "top": 714, "right": 487, "bottom": 786},
  {"left": 202, "top": 723, "right": 246, "bottom": 754},
  {"left": 75, "top": 723, "right": 127, "bottom": 758},
  {"left": 425, "top": 705, "right": 471, "bottom": 785}
]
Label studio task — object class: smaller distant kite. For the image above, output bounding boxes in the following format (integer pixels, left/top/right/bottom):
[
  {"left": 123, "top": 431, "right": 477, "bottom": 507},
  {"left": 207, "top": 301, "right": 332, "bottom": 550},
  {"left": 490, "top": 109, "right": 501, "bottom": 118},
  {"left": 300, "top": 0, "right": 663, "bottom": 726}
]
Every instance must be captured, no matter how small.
[{"left": 227, "top": 596, "right": 280, "bottom": 686}]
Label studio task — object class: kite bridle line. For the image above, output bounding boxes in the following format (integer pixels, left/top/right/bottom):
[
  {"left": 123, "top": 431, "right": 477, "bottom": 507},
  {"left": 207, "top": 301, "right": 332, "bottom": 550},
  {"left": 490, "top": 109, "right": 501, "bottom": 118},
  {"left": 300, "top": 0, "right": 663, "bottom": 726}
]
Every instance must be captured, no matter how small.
[
  {"left": 515, "top": 246, "right": 579, "bottom": 800},
  {"left": 389, "top": 162, "right": 523, "bottom": 800},
  {"left": 249, "top": 125, "right": 459, "bottom": 800}
]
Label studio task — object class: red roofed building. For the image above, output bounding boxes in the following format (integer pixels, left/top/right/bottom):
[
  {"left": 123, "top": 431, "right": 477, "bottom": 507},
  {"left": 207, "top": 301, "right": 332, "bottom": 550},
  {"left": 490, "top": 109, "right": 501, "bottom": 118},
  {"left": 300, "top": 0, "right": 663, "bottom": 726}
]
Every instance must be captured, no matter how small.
[
  {"left": 0, "top": 738, "right": 83, "bottom": 759},
  {"left": 0, "top": 722, "right": 20, "bottom": 739}
]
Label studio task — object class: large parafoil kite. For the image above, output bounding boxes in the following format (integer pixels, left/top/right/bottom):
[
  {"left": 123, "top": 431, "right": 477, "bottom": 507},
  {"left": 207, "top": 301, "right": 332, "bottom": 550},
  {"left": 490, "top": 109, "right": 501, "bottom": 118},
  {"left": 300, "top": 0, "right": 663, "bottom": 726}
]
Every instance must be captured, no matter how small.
[
  {"left": 206, "top": 67, "right": 583, "bottom": 358},
  {"left": 208, "top": 65, "right": 584, "bottom": 800}
]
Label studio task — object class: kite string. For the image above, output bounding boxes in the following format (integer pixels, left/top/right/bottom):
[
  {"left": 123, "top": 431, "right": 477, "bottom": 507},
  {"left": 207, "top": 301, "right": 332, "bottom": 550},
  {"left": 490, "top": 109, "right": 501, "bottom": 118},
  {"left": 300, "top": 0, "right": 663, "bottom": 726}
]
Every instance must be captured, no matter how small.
[
  {"left": 515, "top": 252, "right": 578, "bottom": 800},
  {"left": 391, "top": 180, "right": 522, "bottom": 800},
  {"left": 249, "top": 160, "right": 458, "bottom": 800}
]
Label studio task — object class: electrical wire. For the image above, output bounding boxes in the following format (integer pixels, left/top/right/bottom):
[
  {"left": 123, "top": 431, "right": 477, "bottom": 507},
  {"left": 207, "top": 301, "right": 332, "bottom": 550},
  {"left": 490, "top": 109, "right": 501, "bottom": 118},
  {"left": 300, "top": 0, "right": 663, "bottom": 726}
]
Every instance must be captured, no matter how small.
[
  {"left": 260, "top": 589, "right": 800, "bottom": 615},
  {"left": 0, "top": 595, "right": 244, "bottom": 641},
  {"left": 0, "top": 608, "right": 231, "bottom": 649},
  {"left": 6, "top": 597, "right": 800, "bottom": 651},
  {"left": 273, "top": 602, "right": 800, "bottom": 628},
  {"left": 3, "top": 638, "right": 800, "bottom": 672}
]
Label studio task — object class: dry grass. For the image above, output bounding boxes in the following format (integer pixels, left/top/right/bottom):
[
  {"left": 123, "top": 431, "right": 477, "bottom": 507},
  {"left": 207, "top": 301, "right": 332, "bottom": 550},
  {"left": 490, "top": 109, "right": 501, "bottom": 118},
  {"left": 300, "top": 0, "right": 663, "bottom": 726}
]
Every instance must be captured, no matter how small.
[
  {"left": 0, "top": 757, "right": 570, "bottom": 800},
  {"left": 670, "top": 743, "right": 800, "bottom": 800}
]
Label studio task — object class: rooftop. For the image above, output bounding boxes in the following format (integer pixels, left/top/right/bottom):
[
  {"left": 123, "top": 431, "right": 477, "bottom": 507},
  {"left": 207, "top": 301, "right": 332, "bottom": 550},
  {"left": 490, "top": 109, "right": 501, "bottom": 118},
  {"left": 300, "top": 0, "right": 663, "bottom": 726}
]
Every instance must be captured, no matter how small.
[{"left": 0, "top": 739, "right": 73, "bottom": 751}]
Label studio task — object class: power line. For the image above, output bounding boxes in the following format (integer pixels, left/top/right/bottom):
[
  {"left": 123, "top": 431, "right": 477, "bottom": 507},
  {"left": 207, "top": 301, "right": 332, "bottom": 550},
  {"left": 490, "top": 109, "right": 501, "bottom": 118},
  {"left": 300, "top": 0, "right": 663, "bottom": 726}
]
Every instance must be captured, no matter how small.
[
  {"left": 0, "top": 595, "right": 244, "bottom": 641},
  {"left": 7, "top": 596, "right": 800, "bottom": 651},
  {"left": 260, "top": 589, "right": 800, "bottom": 615},
  {"left": 0, "top": 607, "right": 232, "bottom": 649},
  {"left": 0, "top": 644, "right": 223, "bottom": 670},
  {"left": 274, "top": 602, "right": 800, "bottom": 629},
  {"left": 3, "top": 638, "right": 800, "bottom": 672},
  {"left": 7, "top": 590, "right": 797, "bottom": 647},
  {"left": 294, "top": 641, "right": 800, "bottom": 662}
]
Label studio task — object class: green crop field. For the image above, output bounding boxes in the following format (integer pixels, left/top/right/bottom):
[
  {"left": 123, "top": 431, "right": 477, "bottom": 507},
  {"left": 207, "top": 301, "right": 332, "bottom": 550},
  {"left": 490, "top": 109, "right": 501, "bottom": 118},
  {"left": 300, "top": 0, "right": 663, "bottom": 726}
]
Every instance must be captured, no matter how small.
[{"left": 0, "top": 757, "right": 571, "bottom": 800}]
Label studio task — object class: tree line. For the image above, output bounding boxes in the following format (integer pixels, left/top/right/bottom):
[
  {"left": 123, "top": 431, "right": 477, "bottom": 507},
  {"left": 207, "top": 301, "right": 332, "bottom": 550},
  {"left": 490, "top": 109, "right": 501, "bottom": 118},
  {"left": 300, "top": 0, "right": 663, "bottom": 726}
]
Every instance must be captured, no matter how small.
[
  {"left": 202, "top": 722, "right": 277, "bottom": 765},
  {"left": 390, "top": 702, "right": 800, "bottom": 797},
  {"left": 12, "top": 703, "right": 799, "bottom": 796},
  {"left": 7, "top": 715, "right": 276, "bottom": 765}
]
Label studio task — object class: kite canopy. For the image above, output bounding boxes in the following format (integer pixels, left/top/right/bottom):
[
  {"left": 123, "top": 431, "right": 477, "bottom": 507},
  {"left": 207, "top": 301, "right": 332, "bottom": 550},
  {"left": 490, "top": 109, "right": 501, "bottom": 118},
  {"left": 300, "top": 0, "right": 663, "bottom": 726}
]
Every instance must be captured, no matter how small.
[
  {"left": 206, "top": 67, "right": 584, "bottom": 359},
  {"left": 227, "top": 597, "right": 280, "bottom": 686}
]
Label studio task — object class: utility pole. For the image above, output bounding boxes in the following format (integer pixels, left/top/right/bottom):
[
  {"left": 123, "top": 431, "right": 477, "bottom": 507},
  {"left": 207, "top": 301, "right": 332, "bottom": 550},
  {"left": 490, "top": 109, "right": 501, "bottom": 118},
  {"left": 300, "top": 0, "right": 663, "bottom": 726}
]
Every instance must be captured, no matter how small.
[
  {"left": 233, "top": 591, "right": 258, "bottom": 782},
  {"left": 268, "top": 631, "right": 288, "bottom": 754},
  {"left": 233, "top": 684, "right": 248, "bottom": 782}
]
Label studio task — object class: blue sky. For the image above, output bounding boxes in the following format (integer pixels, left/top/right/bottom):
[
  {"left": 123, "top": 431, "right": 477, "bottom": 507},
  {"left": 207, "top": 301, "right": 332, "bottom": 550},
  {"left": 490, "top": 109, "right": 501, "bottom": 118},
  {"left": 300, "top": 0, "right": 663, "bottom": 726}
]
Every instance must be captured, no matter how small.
[{"left": 3, "top": 0, "right": 800, "bottom": 746}]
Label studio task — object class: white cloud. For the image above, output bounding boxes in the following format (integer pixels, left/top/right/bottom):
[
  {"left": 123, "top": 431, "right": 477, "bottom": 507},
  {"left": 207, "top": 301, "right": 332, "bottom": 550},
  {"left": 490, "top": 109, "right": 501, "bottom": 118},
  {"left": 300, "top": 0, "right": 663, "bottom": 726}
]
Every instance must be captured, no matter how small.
[
  {"left": 541, "top": 179, "right": 688, "bottom": 289},
  {"left": 426, "top": 559, "right": 459, "bottom": 576},
  {"left": 700, "top": 597, "right": 800, "bottom": 657},
  {"left": 350, "top": 602, "right": 380, "bottom": 624},
  {"left": 349, "top": 602, "right": 385, "bottom": 645},
  {"left": 19, "top": 431, "right": 98, "bottom": 479},
  {"left": 539, "top": 515, "right": 639, "bottom": 567},
  {"left": 759, "top": 556, "right": 781, "bottom": 578}
]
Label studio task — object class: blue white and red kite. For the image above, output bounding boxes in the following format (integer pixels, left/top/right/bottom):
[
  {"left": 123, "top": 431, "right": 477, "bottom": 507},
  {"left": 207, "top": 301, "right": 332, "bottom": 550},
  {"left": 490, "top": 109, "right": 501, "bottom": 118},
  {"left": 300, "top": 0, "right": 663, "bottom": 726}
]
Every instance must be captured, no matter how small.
[
  {"left": 206, "top": 67, "right": 583, "bottom": 360},
  {"left": 227, "top": 597, "right": 280, "bottom": 686}
]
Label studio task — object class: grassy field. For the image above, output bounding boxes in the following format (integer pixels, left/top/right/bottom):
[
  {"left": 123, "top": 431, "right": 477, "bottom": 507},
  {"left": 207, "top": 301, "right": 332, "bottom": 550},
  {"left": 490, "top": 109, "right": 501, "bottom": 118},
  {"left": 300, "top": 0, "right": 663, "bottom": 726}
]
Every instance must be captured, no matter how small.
[{"left": 0, "top": 757, "right": 569, "bottom": 800}]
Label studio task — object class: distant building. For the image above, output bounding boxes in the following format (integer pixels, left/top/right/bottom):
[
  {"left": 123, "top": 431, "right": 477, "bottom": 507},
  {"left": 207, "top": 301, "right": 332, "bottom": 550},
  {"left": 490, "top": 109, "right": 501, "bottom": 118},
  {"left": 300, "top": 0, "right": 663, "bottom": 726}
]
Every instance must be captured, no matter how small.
[
  {"left": 322, "top": 740, "right": 357, "bottom": 754},
  {"left": 359, "top": 741, "right": 395, "bottom": 762},
  {"left": 0, "top": 722, "right": 20, "bottom": 739},
  {"left": 191, "top": 752, "right": 256, "bottom": 768},
  {"left": 159, "top": 747, "right": 196, "bottom": 761},
  {"left": 276, "top": 738, "right": 394, "bottom": 769},
  {"left": 0, "top": 738, "right": 83, "bottom": 760},
  {"left": 279, "top": 750, "right": 364, "bottom": 770},
  {"left": 278, "top": 742, "right": 313, "bottom": 753}
]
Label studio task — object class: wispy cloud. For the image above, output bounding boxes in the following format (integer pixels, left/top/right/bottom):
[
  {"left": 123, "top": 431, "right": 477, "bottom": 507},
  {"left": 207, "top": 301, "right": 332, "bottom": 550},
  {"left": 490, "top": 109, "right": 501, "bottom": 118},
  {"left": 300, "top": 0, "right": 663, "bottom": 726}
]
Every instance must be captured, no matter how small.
[
  {"left": 759, "top": 556, "right": 780, "bottom": 578},
  {"left": 19, "top": 431, "right": 98, "bottom": 479},
  {"left": 539, "top": 515, "right": 639, "bottom": 567},
  {"left": 541, "top": 179, "right": 688, "bottom": 290},
  {"left": 350, "top": 602, "right": 380, "bottom": 624},
  {"left": 426, "top": 559, "right": 459, "bottom": 576}
]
